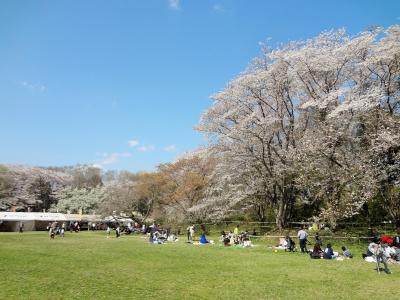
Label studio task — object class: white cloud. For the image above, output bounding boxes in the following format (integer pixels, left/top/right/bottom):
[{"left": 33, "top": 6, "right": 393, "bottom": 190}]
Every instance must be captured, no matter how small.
[
  {"left": 21, "top": 81, "right": 46, "bottom": 92},
  {"left": 164, "top": 145, "right": 177, "bottom": 152},
  {"left": 212, "top": 4, "right": 225, "bottom": 13},
  {"left": 128, "top": 139, "right": 140, "bottom": 147},
  {"left": 138, "top": 145, "right": 155, "bottom": 152},
  {"left": 100, "top": 152, "right": 131, "bottom": 165},
  {"left": 168, "top": 0, "right": 180, "bottom": 9}
]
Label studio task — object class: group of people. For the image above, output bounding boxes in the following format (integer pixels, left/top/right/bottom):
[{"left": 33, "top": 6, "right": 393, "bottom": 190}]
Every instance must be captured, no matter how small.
[
  {"left": 47, "top": 222, "right": 66, "bottom": 239},
  {"left": 220, "top": 226, "right": 253, "bottom": 247},
  {"left": 300, "top": 228, "right": 353, "bottom": 260},
  {"left": 361, "top": 228, "right": 400, "bottom": 274},
  {"left": 147, "top": 224, "right": 179, "bottom": 244},
  {"left": 104, "top": 222, "right": 152, "bottom": 238},
  {"left": 273, "top": 227, "right": 353, "bottom": 261},
  {"left": 41, "top": 218, "right": 400, "bottom": 275},
  {"left": 309, "top": 243, "right": 352, "bottom": 260}
]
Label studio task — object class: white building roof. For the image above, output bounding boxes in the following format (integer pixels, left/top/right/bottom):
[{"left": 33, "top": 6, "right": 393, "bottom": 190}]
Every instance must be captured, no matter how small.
[{"left": 0, "top": 212, "right": 102, "bottom": 222}]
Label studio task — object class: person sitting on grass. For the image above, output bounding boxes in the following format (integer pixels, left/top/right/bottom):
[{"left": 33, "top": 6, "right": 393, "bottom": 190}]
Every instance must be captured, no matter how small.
[
  {"left": 323, "top": 243, "right": 337, "bottom": 259},
  {"left": 275, "top": 237, "right": 288, "bottom": 250},
  {"left": 285, "top": 234, "right": 295, "bottom": 252},
  {"left": 241, "top": 233, "right": 253, "bottom": 248},
  {"left": 199, "top": 233, "right": 209, "bottom": 244},
  {"left": 341, "top": 246, "right": 353, "bottom": 258},
  {"left": 381, "top": 243, "right": 396, "bottom": 261},
  {"left": 219, "top": 231, "right": 226, "bottom": 242},
  {"left": 392, "top": 228, "right": 400, "bottom": 247},
  {"left": 150, "top": 231, "right": 164, "bottom": 244},
  {"left": 167, "top": 233, "right": 178, "bottom": 242},
  {"left": 223, "top": 234, "right": 231, "bottom": 246},
  {"left": 228, "top": 231, "right": 235, "bottom": 245},
  {"left": 363, "top": 238, "right": 380, "bottom": 259},
  {"left": 310, "top": 244, "right": 323, "bottom": 259}
]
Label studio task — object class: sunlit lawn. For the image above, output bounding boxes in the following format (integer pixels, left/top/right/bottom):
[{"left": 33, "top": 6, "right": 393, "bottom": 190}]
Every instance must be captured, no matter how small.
[{"left": 0, "top": 231, "right": 398, "bottom": 299}]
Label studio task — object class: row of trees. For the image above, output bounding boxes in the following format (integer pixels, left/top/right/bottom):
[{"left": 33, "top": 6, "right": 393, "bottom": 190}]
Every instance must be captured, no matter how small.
[
  {"left": 0, "top": 158, "right": 212, "bottom": 225},
  {"left": 0, "top": 165, "right": 104, "bottom": 212}
]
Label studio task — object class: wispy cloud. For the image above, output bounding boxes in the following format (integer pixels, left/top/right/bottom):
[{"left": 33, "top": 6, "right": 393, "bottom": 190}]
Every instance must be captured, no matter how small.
[
  {"left": 21, "top": 81, "right": 47, "bottom": 92},
  {"left": 100, "top": 152, "right": 131, "bottom": 165},
  {"left": 164, "top": 145, "right": 177, "bottom": 152},
  {"left": 168, "top": 0, "right": 180, "bottom": 9},
  {"left": 212, "top": 4, "right": 225, "bottom": 13},
  {"left": 138, "top": 145, "right": 155, "bottom": 152},
  {"left": 128, "top": 139, "right": 140, "bottom": 147}
]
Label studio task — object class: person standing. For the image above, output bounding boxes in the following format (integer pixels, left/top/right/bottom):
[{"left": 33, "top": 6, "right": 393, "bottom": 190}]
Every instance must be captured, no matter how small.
[
  {"left": 19, "top": 222, "right": 24, "bottom": 233},
  {"left": 297, "top": 227, "right": 308, "bottom": 253},
  {"left": 116, "top": 225, "right": 121, "bottom": 238},
  {"left": 189, "top": 225, "right": 195, "bottom": 242},
  {"left": 371, "top": 241, "right": 391, "bottom": 274},
  {"left": 186, "top": 225, "right": 191, "bottom": 242},
  {"left": 234, "top": 225, "right": 239, "bottom": 236},
  {"left": 106, "top": 225, "right": 111, "bottom": 238},
  {"left": 49, "top": 226, "right": 55, "bottom": 239}
]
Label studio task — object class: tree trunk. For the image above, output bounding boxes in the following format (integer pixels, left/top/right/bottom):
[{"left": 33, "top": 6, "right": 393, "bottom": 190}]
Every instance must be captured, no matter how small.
[
  {"left": 255, "top": 203, "right": 267, "bottom": 223},
  {"left": 275, "top": 183, "right": 295, "bottom": 230},
  {"left": 276, "top": 200, "right": 289, "bottom": 230}
]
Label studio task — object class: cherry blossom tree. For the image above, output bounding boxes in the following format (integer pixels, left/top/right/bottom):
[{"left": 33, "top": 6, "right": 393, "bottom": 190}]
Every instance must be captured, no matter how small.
[{"left": 197, "top": 25, "right": 400, "bottom": 228}]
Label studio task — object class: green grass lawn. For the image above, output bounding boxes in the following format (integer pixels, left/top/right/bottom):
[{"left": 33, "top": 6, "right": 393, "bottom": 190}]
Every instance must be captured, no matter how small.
[{"left": 0, "top": 231, "right": 398, "bottom": 300}]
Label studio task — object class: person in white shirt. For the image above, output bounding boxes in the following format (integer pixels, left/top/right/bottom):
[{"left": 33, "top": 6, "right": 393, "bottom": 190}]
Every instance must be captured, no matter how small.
[
  {"left": 106, "top": 225, "right": 111, "bottom": 238},
  {"left": 297, "top": 227, "right": 308, "bottom": 253},
  {"left": 189, "top": 225, "right": 195, "bottom": 242}
]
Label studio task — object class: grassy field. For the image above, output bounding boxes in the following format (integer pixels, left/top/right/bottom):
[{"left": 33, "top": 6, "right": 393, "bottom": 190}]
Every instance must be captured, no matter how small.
[{"left": 0, "top": 231, "right": 398, "bottom": 300}]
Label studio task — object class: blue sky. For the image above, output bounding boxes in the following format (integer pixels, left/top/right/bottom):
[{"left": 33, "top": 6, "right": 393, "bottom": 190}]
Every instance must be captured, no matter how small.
[{"left": 0, "top": 0, "right": 399, "bottom": 172}]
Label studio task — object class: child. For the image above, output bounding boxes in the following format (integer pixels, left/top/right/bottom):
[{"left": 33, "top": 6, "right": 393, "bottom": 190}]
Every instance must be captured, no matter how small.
[{"left": 341, "top": 246, "right": 353, "bottom": 258}]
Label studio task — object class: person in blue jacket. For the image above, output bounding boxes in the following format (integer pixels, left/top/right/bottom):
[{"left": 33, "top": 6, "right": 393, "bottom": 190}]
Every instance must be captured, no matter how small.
[
  {"left": 199, "top": 233, "right": 209, "bottom": 244},
  {"left": 323, "top": 243, "right": 335, "bottom": 259}
]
